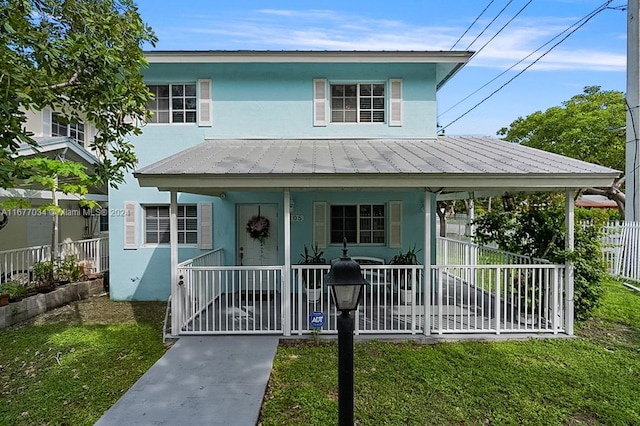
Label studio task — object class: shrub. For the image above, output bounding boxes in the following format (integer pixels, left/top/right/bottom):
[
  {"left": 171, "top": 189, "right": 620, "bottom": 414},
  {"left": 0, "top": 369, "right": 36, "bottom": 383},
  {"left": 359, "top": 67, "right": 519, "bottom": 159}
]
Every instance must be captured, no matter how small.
[{"left": 473, "top": 193, "right": 605, "bottom": 321}]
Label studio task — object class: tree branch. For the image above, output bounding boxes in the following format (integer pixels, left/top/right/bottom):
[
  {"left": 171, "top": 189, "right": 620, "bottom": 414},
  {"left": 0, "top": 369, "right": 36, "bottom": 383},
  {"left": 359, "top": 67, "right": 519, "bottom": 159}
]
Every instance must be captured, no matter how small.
[{"left": 44, "top": 71, "right": 80, "bottom": 90}]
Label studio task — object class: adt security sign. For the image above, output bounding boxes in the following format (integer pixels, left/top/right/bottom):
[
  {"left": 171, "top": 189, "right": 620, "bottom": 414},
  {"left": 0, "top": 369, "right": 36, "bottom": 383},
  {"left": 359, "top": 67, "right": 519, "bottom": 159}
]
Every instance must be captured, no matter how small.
[{"left": 309, "top": 311, "right": 326, "bottom": 328}]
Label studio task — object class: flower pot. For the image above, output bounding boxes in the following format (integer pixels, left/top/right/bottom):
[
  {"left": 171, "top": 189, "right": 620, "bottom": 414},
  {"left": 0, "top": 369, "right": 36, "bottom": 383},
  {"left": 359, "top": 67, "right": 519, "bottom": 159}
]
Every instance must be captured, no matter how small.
[
  {"left": 307, "top": 287, "right": 322, "bottom": 302},
  {"left": 0, "top": 294, "right": 9, "bottom": 306}
]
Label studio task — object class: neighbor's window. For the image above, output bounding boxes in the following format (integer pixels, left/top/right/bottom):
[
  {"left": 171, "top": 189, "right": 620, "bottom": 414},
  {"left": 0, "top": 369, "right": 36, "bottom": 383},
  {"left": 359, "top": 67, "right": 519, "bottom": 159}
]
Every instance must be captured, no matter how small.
[
  {"left": 330, "top": 204, "right": 385, "bottom": 244},
  {"left": 52, "top": 113, "right": 85, "bottom": 146},
  {"left": 144, "top": 205, "right": 198, "bottom": 244},
  {"left": 331, "top": 83, "right": 385, "bottom": 123},
  {"left": 147, "top": 84, "right": 197, "bottom": 124}
]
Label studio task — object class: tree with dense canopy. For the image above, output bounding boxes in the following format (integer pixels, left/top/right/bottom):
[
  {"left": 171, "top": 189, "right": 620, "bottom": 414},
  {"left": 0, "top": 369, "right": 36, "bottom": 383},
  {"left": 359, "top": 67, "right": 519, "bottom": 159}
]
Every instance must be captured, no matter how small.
[
  {"left": 498, "top": 86, "right": 626, "bottom": 216},
  {"left": 0, "top": 0, "right": 156, "bottom": 191}
]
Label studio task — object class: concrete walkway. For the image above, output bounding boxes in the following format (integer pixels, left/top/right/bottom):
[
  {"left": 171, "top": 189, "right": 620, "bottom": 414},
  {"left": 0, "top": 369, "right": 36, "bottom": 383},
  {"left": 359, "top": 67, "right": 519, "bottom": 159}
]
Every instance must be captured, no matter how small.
[{"left": 95, "top": 336, "right": 279, "bottom": 426}]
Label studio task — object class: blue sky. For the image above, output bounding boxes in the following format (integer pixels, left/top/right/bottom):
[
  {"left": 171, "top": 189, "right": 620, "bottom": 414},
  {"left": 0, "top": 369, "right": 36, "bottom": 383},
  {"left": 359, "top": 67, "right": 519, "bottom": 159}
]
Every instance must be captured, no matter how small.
[{"left": 135, "top": 0, "right": 627, "bottom": 136}]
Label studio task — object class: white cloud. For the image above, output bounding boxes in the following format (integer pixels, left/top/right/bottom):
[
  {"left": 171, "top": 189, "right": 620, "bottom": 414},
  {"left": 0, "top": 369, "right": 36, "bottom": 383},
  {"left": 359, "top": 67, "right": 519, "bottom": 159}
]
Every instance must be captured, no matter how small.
[{"left": 173, "top": 8, "right": 624, "bottom": 72}]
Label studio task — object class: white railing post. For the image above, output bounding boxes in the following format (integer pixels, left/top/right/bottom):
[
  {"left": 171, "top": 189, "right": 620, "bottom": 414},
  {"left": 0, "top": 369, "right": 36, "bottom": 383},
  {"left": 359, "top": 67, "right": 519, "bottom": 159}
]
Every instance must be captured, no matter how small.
[
  {"left": 494, "top": 267, "right": 501, "bottom": 334},
  {"left": 423, "top": 191, "right": 432, "bottom": 336},
  {"left": 552, "top": 267, "right": 559, "bottom": 334},
  {"left": 283, "top": 190, "right": 292, "bottom": 336},
  {"left": 170, "top": 191, "right": 180, "bottom": 336},
  {"left": 565, "top": 190, "right": 575, "bottom": 336}
]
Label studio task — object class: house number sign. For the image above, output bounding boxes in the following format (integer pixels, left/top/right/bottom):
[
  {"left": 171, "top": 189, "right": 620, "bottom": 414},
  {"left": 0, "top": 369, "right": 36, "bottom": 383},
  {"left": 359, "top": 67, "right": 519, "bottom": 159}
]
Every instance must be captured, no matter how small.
[{"left": 291, "top": 214, "right": 304, "bottom": 221}]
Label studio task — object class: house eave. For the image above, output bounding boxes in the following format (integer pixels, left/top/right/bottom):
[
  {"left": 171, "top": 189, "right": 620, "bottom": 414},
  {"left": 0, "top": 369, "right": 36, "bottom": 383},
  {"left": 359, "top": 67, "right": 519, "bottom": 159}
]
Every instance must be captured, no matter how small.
[
  {"left": 144, "top": 50, "right": 473, "bottom": 64},
  {"left": 135, "top": 173, "right": 619, "bottom": 195}
]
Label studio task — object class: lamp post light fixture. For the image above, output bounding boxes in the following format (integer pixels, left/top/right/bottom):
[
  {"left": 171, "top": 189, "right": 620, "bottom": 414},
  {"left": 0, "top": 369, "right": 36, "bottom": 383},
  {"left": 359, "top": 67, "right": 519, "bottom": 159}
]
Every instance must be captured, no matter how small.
[{"left": 326, "top": 239, "right": 369, "bottom": 426}]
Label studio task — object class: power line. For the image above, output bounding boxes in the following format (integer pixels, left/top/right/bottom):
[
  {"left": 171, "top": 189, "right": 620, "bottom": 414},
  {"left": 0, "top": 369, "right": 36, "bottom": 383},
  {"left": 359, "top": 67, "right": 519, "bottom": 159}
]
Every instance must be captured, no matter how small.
[
  {"left": 467, "top": 0, "right": 533, "bottom": 63},
  {"left": 439, "top": 1, "right": 609, "bottom": 118},
  {"left": 465, "top": 0, "right": 514, "bottom": 50},
  {"left": 440, "top": 1, "right": 614, "bottom": 132},
  {"left": 450, "top": 0, "right": 495, "bottom": 51}
]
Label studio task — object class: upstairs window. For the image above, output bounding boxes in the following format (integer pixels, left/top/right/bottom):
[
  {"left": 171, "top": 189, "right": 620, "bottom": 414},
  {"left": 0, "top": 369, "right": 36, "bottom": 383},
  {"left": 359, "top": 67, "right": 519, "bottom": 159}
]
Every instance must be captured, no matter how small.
[
  {"left": 147, "top": 84, "right": 197, "bottom": 124},
  {"left": 331, "top": 83, "right": 385, "bottom": 123},
  {"left": 330, "top": 204, "right": 385, "bottom": 244},
  {"left": 51, "top": 113, "right": 85, "bottom": 146}
]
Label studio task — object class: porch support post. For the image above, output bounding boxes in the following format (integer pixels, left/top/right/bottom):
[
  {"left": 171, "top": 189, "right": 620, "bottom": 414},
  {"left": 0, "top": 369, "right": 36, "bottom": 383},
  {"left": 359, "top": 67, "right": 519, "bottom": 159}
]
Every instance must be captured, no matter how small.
[
  {"left": 423, "top": 190, "right": 433, "bottom": 336},
  {"left": 170, "top": 191, "right": 179, "bottom": 336},
  {"left": 467, "top": 194, "right": 476, "bottom": 288},
  {"left": 565, "top": 189, "right": 575, "bottom": 335},
  {"left": 283, "top": 190, "right": 292, "bottom": 336}
]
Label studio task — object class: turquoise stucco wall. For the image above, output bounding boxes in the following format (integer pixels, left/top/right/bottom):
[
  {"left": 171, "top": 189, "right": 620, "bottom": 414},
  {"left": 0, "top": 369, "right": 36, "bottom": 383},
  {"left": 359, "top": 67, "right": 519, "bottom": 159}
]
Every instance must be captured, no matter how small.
[{"left": 109, "top": 60, "right": 440, "bottom": 300}]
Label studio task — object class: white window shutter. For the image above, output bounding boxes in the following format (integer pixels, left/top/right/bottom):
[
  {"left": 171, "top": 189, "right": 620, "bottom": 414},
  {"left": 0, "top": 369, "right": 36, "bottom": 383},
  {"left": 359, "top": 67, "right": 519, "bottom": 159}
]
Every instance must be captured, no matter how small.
[
  {"left": 199, "top": 202, "right": 213, "bottom": 250},
  {"left": 198, "top": 79, "right": 212, "bottom": 127},
  {"left": 124, "top": 202, "right": 138, "bottom": 249},
  {"left": 389, "top": 79, "right": 403, "bottom": 126},
  {"left": 313, "top": 79, "right": 327, "bottom": 126},
  {"left": 42, "top": 107, "right": 52, "bottom": 137},
  {"left": 313, "top": 202, "right": 327, "bottom": 248},
  {"left": 388, "top": 201, "right": 402, "bottom": 248}
]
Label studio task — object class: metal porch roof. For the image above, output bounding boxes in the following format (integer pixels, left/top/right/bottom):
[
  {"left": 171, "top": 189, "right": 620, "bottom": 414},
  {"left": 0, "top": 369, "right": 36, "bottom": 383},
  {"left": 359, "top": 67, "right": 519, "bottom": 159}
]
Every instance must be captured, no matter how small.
[{"left": 134, "top": 137, "right": 619, "bottom": 195}]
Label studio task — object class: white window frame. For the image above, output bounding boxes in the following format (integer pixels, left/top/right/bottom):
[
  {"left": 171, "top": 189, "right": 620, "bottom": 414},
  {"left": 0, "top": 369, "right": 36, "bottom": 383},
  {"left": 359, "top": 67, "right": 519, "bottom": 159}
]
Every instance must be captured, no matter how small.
[
  {"left": 330, "top": 83, "right": 386, "bottom": 124},
  {"left": 51, "top": 113, "right": 85, "bottom": 146},
  {"left": 330, "top": 203, "right": 386, "bottom": 245},
  {"left": 146, "top": 83, "right": 197, "bottom": 124},
  {"left": 143, "top": 204, "right": 198, "bottom": 246}
]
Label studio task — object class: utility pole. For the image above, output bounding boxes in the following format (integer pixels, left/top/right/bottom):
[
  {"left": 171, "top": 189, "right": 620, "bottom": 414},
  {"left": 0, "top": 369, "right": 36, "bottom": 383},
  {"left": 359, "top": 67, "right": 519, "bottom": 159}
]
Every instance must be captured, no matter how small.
[{"left": 627, "top": 0, "right": 640, "bottom": 221}]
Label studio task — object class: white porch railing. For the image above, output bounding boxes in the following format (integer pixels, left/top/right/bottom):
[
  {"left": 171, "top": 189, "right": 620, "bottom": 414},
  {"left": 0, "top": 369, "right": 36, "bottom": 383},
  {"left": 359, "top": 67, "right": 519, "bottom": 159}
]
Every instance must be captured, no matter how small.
[
  {"left": 174, "top": 260, "right": 566, "bottom": 335},
  {"left": 431, "top": 264, "right": 565, "bottom": 334},
  {"left": 0, "top": 237, "right": 109, "bottom": 283},
  {"left": 437, "top": 237, "right": 549, "bottom": 266}
]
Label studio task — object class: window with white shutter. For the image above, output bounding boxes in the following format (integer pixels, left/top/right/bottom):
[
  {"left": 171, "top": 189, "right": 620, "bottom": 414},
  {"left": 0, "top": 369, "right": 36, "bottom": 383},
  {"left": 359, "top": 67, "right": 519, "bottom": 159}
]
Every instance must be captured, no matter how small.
[
  {"left": 388, "top": 201, "right": 402, "bottom": 248},
  {"left": 198, "top": 79, "right": 212, "bottom": 127},
  {"left": 41, "top": 107, "right": 51, "bottom": 137},
  {"left": 389, "top": 79, "right": 402, "bottom": 126},
  {"left": 313, "top": 202, "right": 327, "bottom": 248},
  {"left": 313, "top": 79, "right": 327, "bottom": 126},
  {"left": 124, "top": 202, "right": 138, "bottom": 249},
  {"left": 199, "top": 202, "right": 213, "bottom": 249}
]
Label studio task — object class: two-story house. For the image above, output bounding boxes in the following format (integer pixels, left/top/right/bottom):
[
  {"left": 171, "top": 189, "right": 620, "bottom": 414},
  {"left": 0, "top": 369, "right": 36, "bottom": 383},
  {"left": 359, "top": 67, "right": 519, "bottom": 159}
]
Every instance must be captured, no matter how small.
[{"left": 110, "top": 51, "right": 618, "bottom": 338}]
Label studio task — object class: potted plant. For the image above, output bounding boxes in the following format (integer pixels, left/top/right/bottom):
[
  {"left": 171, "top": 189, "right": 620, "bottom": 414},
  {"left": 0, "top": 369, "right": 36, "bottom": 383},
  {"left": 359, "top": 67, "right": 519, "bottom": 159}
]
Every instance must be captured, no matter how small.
[
  {"left": 0, "top": 287, "right": 9, "bottom": 306},
  {"left": 0, "top": 281, "right": 30, "bottom": 303},
  {"left": 389, "top": 245, "right": 422, "bottom": 304},
  {"left": 299, "top": 244, "right": 326, "bottom": 302}
]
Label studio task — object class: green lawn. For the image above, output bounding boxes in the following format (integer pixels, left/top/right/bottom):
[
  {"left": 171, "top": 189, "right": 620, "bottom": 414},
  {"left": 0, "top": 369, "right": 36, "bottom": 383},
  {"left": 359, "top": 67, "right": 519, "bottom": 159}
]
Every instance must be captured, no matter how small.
[
  {"left": 1, "top": 279, "right": 639, "bottom": 425},
  {"left": 260, "top": 278, "right": 640, "bottom": 425},
  {"left": 0, "top": 296, "right": 167, "bottom": 426}
]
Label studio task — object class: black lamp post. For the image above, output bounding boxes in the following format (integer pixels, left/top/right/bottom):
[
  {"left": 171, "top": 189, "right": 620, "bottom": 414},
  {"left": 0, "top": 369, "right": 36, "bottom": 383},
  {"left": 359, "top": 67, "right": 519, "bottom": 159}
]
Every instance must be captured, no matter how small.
[{"left": 326, "top": 240, "right": 368, "bottom": 426}]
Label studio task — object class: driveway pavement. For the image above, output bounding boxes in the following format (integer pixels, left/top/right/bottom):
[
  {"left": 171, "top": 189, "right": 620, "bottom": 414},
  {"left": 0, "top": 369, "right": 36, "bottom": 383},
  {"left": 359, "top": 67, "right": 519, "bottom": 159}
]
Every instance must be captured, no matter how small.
[{"left": 95, "top": 335, "right": 279, "bottom": 426}]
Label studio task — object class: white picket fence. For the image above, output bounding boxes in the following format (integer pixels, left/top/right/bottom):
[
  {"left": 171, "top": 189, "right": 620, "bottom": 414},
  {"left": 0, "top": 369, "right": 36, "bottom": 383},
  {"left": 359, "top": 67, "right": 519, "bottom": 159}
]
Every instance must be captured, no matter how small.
[{"left": 585, "top": 221, "right": 640, "bottom": 283}]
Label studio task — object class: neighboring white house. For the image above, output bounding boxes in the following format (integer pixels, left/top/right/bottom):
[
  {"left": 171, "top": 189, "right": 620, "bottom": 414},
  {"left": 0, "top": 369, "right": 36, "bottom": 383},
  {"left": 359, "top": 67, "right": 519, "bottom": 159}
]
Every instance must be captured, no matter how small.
[{"left": 0, "top": 105, "right": 109, "bottom": 253}]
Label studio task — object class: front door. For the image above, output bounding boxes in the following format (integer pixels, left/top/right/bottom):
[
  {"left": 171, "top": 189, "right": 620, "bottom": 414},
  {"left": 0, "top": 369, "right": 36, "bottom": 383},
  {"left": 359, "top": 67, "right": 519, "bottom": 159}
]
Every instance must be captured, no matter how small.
[{"left": 237, "top": 204, "right": 278, "bottom": 266}]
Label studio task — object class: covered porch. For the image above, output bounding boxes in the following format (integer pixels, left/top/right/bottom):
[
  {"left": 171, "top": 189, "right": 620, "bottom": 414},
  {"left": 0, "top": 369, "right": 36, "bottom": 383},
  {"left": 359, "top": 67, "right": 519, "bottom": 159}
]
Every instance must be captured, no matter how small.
[{"left": 134, "top": 137, "right": 619, "bottom": 337}]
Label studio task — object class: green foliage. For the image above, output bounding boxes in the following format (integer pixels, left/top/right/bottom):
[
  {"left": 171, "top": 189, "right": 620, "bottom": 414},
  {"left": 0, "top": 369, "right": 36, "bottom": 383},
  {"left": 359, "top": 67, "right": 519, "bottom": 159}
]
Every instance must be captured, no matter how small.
[
  {"left": 56, "top": 255, "right": 83, "bottom": 283},
  {"left": 0, "top": 0, "right": 157, "bottom": 189},
  {"left": 498, "top": 86, "right": 625, "bottom": 172},
  {"left": 388, "top": 244, "right": 422, "bottom": 266},
  {"left": 33, "top": 256, "right": 82, "bottom": 285},
  {"left": 0, "top": 281, "right": 29, "bottom": 298},
  {"left": 389, "top": 245, "right": 422, "bottom": 289},
  {"left": 299, "top": 244, "right": 326, "bottom": 264},
  {"left": 33, "top": 260, "right": 55, "bottom": 285},
  {"left": 473, "top": 193, "right": 606, "bottom": 320}
]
